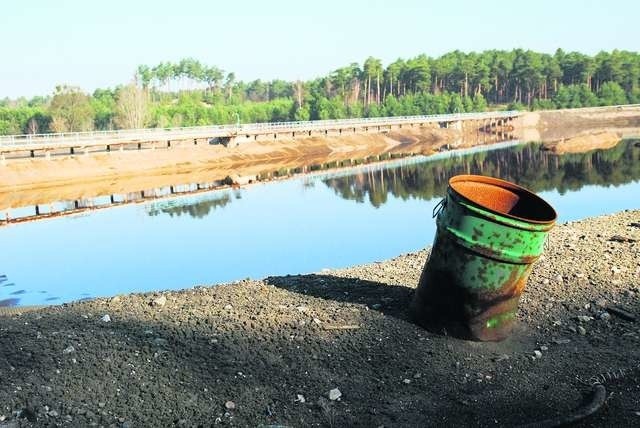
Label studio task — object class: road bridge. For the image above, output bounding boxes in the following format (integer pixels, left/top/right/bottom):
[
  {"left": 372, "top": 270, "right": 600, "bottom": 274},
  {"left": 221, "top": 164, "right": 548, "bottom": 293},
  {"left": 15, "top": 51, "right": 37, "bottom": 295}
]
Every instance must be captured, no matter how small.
[{"left": 0, "top": 110, "right": 520, "bottom": 161}]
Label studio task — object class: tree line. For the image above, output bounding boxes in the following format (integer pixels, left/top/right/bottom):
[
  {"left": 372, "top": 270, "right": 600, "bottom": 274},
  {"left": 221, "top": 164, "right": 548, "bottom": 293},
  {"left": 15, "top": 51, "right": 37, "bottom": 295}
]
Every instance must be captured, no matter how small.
[{"left": 1, "top": 49, "right": 639, "bottom": 135}]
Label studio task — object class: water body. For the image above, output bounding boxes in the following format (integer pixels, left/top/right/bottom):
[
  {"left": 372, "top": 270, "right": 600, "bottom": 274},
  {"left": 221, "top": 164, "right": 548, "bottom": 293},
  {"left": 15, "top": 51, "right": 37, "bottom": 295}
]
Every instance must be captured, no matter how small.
[{"left": 1, "top": 140, "right": 639, "bottom": 307}]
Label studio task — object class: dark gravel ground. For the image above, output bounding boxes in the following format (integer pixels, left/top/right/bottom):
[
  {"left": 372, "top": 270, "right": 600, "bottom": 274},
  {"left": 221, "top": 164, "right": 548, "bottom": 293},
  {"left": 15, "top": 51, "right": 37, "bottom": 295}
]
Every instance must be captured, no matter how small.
[{"left": 1, "top": 210, "right": 639, "bottom": 427}]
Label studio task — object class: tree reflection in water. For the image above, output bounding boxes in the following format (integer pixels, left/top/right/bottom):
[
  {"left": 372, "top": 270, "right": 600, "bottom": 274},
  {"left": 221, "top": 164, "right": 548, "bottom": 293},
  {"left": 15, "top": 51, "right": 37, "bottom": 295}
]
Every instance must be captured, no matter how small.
[
  {"left": 322, "top": 140, "right": 640, "bottom": 207},
  {"left": 147, "top": 193, "right": 232, "bottom": 219}
]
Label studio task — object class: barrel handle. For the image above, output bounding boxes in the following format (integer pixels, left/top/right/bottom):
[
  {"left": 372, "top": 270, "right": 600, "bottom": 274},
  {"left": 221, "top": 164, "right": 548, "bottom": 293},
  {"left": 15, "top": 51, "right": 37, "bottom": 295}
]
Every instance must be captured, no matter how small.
[{"left": 432, "top": 198, "right": 447, "bottom": 218}]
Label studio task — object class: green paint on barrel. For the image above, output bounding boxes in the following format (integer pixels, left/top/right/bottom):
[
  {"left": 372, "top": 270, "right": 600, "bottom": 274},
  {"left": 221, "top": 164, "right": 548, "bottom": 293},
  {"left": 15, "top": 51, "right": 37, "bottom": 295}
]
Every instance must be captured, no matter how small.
[{"left": 410, "top": 174, "right": 557, "bottom": 341}]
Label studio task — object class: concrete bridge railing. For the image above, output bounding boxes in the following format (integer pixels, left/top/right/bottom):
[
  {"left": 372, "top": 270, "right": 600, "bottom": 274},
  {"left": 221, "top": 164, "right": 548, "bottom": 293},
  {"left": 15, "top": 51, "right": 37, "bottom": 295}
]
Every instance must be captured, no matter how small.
[{"left": 0, "top": 111, "right": 521, "bottom": 151}]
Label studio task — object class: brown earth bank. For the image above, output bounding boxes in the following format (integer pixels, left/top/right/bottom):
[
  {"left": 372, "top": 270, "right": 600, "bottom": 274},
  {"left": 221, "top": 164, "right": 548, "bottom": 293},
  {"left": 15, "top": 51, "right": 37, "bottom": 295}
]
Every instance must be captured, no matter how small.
[
  {"left": 541, "top": 131, "right": 622, "bottom": 154},
  {"left": 2, "top": 105, "right": 639, "bottom": 212},
  {"left": 516, "top": 104, "right": 640, "bottom": 144},
  {"left": 1, "top": 210, "right": 639, "bottom": 427},
  {"left": 0, "top": 127, "right": 475, "bottom": 210}
]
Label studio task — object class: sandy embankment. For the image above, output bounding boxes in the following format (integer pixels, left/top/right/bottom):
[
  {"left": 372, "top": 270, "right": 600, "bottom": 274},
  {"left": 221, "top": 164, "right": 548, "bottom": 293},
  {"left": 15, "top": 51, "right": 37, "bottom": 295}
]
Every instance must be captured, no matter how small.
[
  {"left": 2, "top": 105, "right": 640, "bottom": 212},
  {"left": 0, "top": 127, "right": 466, "bottom": 210},
  {"left": 0, "top": 210, "right": 638, "bottom": 427},
  {"left": 516, "top": 104, "right": 640, "bottom": 151}
]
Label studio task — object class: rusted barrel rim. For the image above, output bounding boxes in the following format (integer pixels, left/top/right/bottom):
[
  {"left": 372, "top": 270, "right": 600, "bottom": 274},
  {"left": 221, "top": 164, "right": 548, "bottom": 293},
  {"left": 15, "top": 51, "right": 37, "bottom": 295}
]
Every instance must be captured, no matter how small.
[{"left": 448, "top": 174, "right": 557, "bottom": 226}]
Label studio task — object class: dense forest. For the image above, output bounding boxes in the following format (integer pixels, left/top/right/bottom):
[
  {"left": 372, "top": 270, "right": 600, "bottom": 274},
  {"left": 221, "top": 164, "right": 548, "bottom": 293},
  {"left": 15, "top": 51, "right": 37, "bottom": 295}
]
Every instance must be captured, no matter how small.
[{"left": 1, "top": 49, "right": 639, "bottom": 135}]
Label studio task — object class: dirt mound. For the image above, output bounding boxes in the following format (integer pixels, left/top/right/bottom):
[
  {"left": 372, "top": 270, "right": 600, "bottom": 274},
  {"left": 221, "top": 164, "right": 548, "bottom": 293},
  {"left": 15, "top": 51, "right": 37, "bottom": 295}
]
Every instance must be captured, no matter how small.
[{"left": 543, "top": 131, "right": 622, "bottom": 154}]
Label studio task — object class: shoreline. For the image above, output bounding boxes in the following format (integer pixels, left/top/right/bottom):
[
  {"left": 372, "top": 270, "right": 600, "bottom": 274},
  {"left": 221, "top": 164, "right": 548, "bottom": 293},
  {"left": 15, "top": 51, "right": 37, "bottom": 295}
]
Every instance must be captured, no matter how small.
[
  {"left": 0, "top": 140, "right": 526, "bottom": 227},
  {"left": 1, "top": 209, "right": 639, "bottom": 426}
]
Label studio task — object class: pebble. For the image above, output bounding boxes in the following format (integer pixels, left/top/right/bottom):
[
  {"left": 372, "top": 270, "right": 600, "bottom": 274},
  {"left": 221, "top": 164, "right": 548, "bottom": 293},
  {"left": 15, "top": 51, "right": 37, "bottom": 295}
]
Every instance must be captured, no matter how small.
[
  {"left": 533, "top": 350, "right": 542, "bottom": 359},
  {"left": 542, "top": 278, "right": 550, "bottom": 285},
  {"left": 328, "top": 388, "right": 342, "bottom": 401},
  {"left": 403, "top": 378, "right": 411, "bottom": 384},
  {"left": 100, "top": 314, "right": 111, "bottom": 323},
  {"left": 224, "top": 401, "right": 236, "bottom": 410},
  {"left": 295, "top": 394, "right": 306, "bottom": 403},
  {"left": 598, "top": 312, "right": 612, "bottom": 321},
  {"left": 223, "top": 304, "right": 233, "bottom": 310},
  {"left": 576, "top": 315, "right": 593, "bottom": 322},
  {"left": 540, "top": 346, "right": 548, "bottom": 351},
  {"left": 48, "top": 410, "right": 59, "bottom": 417},
  {"left": 552, "top": 338, "right": 571, "bottom": 344},
  {"left": 62, "top": 345, "right": 75, "bottom": 354},
  {"left": 578, "top": 326, "right": 587, "bottom": 335},
  {"left": 152, "top": 295, "right": 167, "bottom": 307}
]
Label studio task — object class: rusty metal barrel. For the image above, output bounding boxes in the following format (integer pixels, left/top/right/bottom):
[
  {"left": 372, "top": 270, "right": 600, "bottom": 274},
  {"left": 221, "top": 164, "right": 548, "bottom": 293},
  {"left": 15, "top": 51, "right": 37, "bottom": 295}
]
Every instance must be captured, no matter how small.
[{"left": 409, "top": 174, "right": 557, "bottom": 341}]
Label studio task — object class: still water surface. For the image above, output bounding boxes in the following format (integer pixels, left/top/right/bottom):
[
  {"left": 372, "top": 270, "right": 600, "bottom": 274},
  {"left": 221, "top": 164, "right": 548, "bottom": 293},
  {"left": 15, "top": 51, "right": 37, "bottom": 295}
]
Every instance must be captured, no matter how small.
[{"left": 1, "top": 140, "right": 639, "bottom": 306}]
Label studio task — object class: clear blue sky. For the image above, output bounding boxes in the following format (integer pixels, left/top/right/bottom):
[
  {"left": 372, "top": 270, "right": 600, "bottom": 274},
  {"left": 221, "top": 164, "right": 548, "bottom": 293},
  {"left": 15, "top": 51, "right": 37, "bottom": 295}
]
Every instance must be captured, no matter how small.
[{"left": 1, "top": 0, "right": 636, "bottom": 98}]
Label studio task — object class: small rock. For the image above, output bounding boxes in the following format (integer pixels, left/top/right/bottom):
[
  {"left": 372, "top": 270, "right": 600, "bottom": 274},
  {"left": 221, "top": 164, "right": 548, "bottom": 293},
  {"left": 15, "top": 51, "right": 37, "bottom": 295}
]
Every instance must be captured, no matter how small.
[
  {"left": 100, "top": 314, "right": 111, "bottom": 323},
  {"left": 64, "top": 415, "right": 73, "bottom": 422},
  {"left": 540, "top": 346, "right": 548, "bottom": 351},
  {"left": 111, "top": 295, "right": 121, "bottom": 303},
  {"left": 578, "top": 326, "right": 587, "bottom": 335},
  {"left": 595, "top": 298, "right": 608, "bottom": 308},
  {"left": 576, "top": 315, "right": 593, "bottom": 322},
  {"left": 0, "top": 415, "right": 5, "bottom": 421},
  {"left": 152, "top": 295, "right": 167, "bottom": 307},
  {"left": 542, "top": 278, "right": 550, "bottom": 285},
  {"left": 403, "top": 378, "right": 411, "bottom": 384},
  {"left": 62, "top": 345, "right": 75, "bottom": 354},
  {"left": 224, "top": 401, "right": 236, "bottom": 410},
  {"left": 98, "top": 402, "right": 105, "bottom": 408},
  {"left": 552, "top": 338, "right": 571, "bottom": 344},
  {"left": 328, "top": 388, "right": 342, "bottom": 401},
  {"left": 152, "top": 338, "right": 168, "bottom": 346},
  {"left": 223, "top": 304, "right": 233, "bottom": 311},
  {"left": 533, "top": 350, "right": 542, "bottom": 359},
  {"left": 555, "top": 274, "right": 563, "bottom": 283},
  {"left": 48, "top": 410, "right": 59, "bottom": 417},
  {"left": 371, "top": 303, "right": 382, "bottom": 310},
  {"left": 598, "top": 312, "right": 612, "bottom": 321},
  {"left": 295, "top": 394, "right": 305, "bottom": 403}
]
